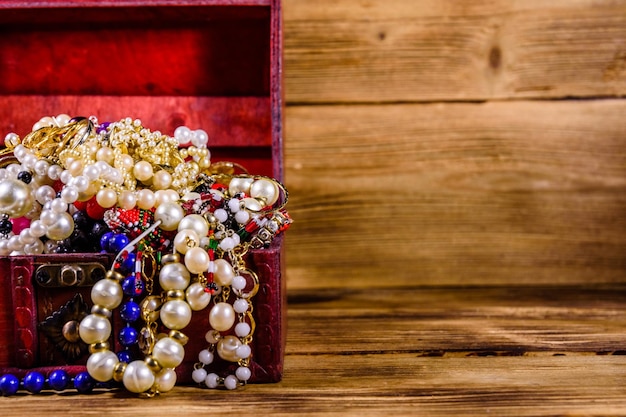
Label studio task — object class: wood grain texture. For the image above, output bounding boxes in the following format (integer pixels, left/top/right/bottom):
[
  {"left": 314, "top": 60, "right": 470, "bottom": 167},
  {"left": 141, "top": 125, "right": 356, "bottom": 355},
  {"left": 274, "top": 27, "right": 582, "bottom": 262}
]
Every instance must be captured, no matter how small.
[
  {"left": 283, "top": 0, "right": 626, "bottom": 103},
  {"left": 283, "top": 99, "right": 626, "bottom": 289},
  {"left": 0, "top": 287, "right": 625, "bottom": 416},
  {"left": 287, "top": 286, "right": 626, "bottom": 355},
  {"left": 0, "top": 356, "right": 624, "bottom": 416}
]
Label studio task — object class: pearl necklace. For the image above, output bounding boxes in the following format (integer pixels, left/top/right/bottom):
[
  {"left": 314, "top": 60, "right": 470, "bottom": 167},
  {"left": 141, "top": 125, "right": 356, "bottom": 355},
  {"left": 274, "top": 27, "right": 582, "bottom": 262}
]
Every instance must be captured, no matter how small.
[{"left": 0, "top": 115, "right": 292, "bottom": 396}]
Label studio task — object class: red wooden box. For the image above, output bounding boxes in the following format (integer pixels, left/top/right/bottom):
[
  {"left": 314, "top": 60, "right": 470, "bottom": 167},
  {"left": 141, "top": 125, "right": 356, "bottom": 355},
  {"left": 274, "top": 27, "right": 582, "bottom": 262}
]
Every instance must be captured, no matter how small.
[{"left": 0, "top": 0, "right": 285, "bottom": 386}]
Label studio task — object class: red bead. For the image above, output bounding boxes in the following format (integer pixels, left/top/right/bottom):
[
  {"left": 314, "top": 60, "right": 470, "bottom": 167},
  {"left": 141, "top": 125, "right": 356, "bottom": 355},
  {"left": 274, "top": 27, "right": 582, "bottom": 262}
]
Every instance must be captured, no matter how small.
[
  {"left": 52, "top": 180, "right": 64, "bottom": 193},
  {"left": 86, "top": 197, "right": 107, "bottom": 219},
  {"left": 73, "top": 200, "right": 87, "bottom": 211}
]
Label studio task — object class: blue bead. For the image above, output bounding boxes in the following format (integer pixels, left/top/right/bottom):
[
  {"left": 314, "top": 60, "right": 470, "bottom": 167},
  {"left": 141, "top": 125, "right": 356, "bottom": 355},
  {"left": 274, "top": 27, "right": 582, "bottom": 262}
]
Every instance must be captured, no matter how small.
[
  {"left": 109, "top": 234, "right": 130, "bottom": 253},
  {"left": 117, "top": 350, "right": 133, "bottom": 363},
  {"left": 100, "top": 231, "right": 114, "bottom": 252},
  {"left": 122, "top": 276, "right": 144, "bottom": 297},
  {"left": 23, "top": 371, "right": 45, "bottom": 393},
  {"left": 120, "top": 300, "right": 141, "bottom": 322},
  {"left": 119, "top": 326, "right": 138, "bottom": 346},
  {"left": 121, "top": 252, "right": 136, "bottom": 273},
  {"left": 73, "top": 372, "right": 95, "bottom": 394},
  {"left": 48, "top": 370, "right": 69, "bottom": 391},
  {"left": 0, "top": 374, "right": 20, "bottom": 396}
]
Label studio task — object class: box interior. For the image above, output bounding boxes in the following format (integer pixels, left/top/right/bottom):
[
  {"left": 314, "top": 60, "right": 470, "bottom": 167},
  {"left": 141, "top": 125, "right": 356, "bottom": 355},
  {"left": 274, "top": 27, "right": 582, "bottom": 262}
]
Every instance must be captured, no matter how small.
[{"left": 0, "top": 4, "right": 275, "bottom": 176}]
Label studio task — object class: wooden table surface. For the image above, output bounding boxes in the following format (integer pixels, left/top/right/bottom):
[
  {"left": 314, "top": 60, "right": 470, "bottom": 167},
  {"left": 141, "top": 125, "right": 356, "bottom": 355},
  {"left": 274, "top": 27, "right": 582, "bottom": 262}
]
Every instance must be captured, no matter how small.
[{"left": 1, "top": 285, "right": 625, "bottom": 415}]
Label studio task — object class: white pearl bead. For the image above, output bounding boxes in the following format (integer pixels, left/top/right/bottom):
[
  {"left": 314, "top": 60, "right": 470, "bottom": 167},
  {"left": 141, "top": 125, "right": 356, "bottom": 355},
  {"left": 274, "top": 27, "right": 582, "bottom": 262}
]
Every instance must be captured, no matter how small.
[
  {"left": 214, "top": 259, "right": 235, "bottom": 286},
  {"left": 72, "top": 175, "right": 90, "bottom": 192},
  {"left": 46, "top": 212, "right": 74, "bottom": 241},
  {"left": 59, "top": 170, "right": 73, "bottom": 185},
  {"left": 79, "top": 313, "right": 112, "bottom": 344},
  {"left": 29, "top": 220, "right": 46, "bottom": 237},
  {"left": 159, "top": 262, "right": 191, "bottom": 291},
  {"left": 235, "top": 210, "right": 250, "bottom": 224},
  {"left": 214, "top": 208, "right": 228, "bottom": 223},
  {"left": 19, "top": 229, "right": 36, "bottom": 245},
  {"left": 24, "top": 239, "right": 44, "bottom": 255},
  {"left": 105, "top": 168, "right": 124, "bottom": 185},
  {"left": 123, "top": 360, "right": 155, "bottom": 393},
  {"left": 133, "top": 161, "right": 154, "bottom": 182},
  {"left": 191, "top": 129, "right": 209, "bottom": 148},
  {"left": 224, "top": 375, "right": 238, "bottom": 390},
  {"left": 137, "top": 188, "right": 156, "bottom": 209},
  {"left": 235, "top": 366, "right": 252, "bottom": 382},
  {"left": 35, "top": 185, "right": 55, "bottom": 205},
  {"left": 178, "top": 214, "right": 209, "bottom": 237},
  {"left": 8, "top": 235, "right": 23, "bottom": 252},
  {"left": 40, "top": 209, "right": 56, "bottom": 226},
  {"left": 228, "top": 177, "right": 254, "bottom": 196},
  {"left": 86, "top": 349, "right": 119, "bottom": 382},
  {"left": 209, "top": 302, "right": 235, "bottom": 332},
  {"left": 152, "top": 170, "right": 172, "bottom": 190},
  {"left": 153, "top": 337, "right": 185, "bottom": 368},
  {"left": 192, "top": 368, "right": 208, "bottom": 384},
  {"left": 235, "top": 322, "right": 251, "bottom": 338},
  {"left": 198, "top": 349, "right": 214, "bottom": 365},
  {"left": 184, "top": 247, "right": 210, "bottom": 274},
  {"left": 83, "top": 164, "right": 100, "bottom": 180},
  {"left": 96, "top": 188, "right": 117, "bottom": 208},
  {"left": 50, "top": 198, "right": 68, "bottom": 213},
  {"left": 205, "top": 373, "right": 219, "bottom": 389},
  {"left": 96, "top": 147, "right": 114, "bottom": 163},
  {"left": 154, "top": 202, "right": 184, "bottom": 231},
  {"left": 68, "top": 159, "right": 83, "bottom": 176},
  {"left": 174, "top": 126, "right": 192, "bottom": 146},
  {"left": 55, "top": 113, "right": 71, "bottom": 126},
  {"left": 91, "top": 278, "right": 123, "bottom": 310},
  {"left": 217, "top": 335, "right": 242, "bottom": 362},
  {"left": 155, "top": 368, "right": 177, "bottom": 393},
  {"left": 173, "top": 229, "right": 199, "bottom": 255},
  {"left": 115, "top": 154, "right": 133, "bottom": 171},
  {"left": 34, "top": 160, "right": 49, "bottom": 176},
  {"left": 233, "top": 298, "right": 249, "bottom": 314},
  {"left": 236, "top": 344, "right": 251, "bottom": 359},
  {"left": 185, "top": 282, "right": 211, "bottom": 311},
  {"left": 232, "top": 275, "right": 247, "bottom": 291},
  {"left": 250, "top": 178, "right": 279, "bottom": 206},
  {"left": 0, "top": 241, "right": 9, "bottom": 256},
  {"left": 6, "top": 135, "right": 20, "bottom": 150},
  {"left": 0, "top": 179, "right": 34, "bottom": 217},
  {"left": 227, "top": 198, "right": 241, "bottom": 213},
  {"left": 118, "top": 190, "right": 137, "bottom": 210},
  {"left": 25, "top": 155, "right": 39, "bottom": 171},
  {"left": 160, "top": 299, "right": 192, "bottom": 330},
  {"left": 218, "top": 236, "right": 236, "bottom": 252},
  {"left": 60, "top": 186, "right": 79, "bottom": 204}
]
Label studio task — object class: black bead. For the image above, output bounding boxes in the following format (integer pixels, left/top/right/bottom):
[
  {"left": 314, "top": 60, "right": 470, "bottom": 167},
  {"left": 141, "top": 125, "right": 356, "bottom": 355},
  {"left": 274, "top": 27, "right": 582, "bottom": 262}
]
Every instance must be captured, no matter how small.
[
  {"left": 72, "top": 210, "right": 91, "bottom": 231},
  {"left": 90, "top": 221, "right": 110, "bottom": 239},
  {"left": 17, "top": 171, "right": 32, "bottom": 184},
  {"left": 0, "top": 219, "right": 12, "bottom": 234}
]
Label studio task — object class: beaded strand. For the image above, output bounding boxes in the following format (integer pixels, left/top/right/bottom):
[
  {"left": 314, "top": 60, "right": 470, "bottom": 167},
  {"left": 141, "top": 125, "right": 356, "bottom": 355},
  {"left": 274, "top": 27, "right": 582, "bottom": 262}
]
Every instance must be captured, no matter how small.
[{"left": 0, "top": 370, "right": 113, "bottom": 396}]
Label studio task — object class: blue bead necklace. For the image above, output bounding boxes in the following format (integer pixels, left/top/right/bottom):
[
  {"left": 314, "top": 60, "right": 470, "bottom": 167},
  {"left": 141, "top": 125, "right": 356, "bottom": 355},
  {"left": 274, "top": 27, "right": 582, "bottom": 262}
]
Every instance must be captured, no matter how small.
[{"left": 0, "top": 370, "right": 114, "bottom": 396}]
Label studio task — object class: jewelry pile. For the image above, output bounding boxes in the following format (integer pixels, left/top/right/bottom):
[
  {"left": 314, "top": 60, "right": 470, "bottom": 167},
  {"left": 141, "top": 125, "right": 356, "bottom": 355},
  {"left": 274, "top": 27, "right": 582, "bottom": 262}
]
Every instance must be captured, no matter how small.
[{"left": 0, "top": 115, "right": 291, "bottom": 396}]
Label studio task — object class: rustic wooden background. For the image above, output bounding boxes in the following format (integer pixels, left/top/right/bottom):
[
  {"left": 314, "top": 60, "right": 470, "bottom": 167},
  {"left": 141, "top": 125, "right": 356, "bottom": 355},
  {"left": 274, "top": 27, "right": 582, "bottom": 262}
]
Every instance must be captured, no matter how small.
[{"left": 282, "top": 0, "right": 626, "bottom": 290}]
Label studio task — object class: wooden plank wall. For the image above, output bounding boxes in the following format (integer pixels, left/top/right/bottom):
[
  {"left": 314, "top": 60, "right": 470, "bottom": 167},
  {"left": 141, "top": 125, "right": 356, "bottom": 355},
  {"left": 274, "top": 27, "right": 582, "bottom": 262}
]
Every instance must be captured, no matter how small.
[{"left": 282, "top": 0, "right": 626, "bottom": 290}]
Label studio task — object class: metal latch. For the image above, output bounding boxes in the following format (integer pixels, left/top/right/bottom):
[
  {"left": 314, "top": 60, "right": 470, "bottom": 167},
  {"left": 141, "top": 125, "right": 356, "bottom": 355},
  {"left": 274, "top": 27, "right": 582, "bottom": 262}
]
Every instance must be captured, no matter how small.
[{"left": 34, "top": 263, "right": 106, "bottom": 287}]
